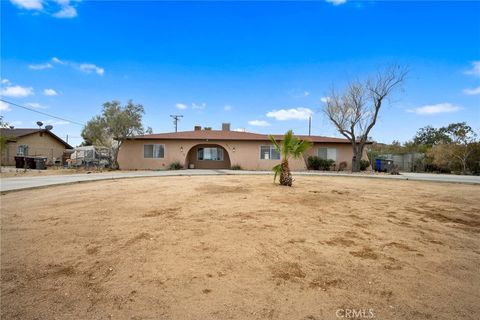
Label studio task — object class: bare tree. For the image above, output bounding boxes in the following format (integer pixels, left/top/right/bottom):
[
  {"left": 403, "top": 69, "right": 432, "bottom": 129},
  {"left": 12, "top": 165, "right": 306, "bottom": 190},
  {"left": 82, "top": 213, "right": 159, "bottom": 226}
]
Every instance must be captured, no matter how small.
[{"left": 324, "top": 65, "right": 408, "bottom": 172}]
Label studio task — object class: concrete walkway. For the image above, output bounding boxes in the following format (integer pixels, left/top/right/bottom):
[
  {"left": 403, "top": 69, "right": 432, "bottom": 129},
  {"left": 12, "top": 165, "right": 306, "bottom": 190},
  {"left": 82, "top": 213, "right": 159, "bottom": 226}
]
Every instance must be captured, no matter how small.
[{"left": 1, "top": 169, "right": 479, "bottom": 192}]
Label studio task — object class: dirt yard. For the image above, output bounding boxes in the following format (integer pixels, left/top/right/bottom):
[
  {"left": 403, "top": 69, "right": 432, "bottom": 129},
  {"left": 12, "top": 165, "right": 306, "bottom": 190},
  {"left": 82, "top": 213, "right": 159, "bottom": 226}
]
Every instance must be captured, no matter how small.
[{"left": 1, "top": 176, "right": 479, "bottom": 320}]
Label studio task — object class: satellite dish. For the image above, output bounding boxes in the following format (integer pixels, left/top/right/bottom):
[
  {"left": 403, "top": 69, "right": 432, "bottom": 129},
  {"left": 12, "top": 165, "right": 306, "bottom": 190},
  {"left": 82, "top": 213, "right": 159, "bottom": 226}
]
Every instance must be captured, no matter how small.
[
  {"left": 45, "top": 125, "right": 53, "bottom": 131},
  {"left": 9, "top": 126, "right": 14, "bottom": 129},
  {"left": 36, "top": 121, "right": 44, "bottom": 128}
]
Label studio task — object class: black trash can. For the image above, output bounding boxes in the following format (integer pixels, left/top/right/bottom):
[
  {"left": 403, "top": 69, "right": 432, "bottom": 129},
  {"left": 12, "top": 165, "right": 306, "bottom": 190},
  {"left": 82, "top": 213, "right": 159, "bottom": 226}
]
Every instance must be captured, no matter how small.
[
  {"left": 34, "top": 157, "right": 48, "bottom": 170},
  {"left": 14, "top": 156, "right": 25, "bottom": 168},
  {"left": 25, "top": 157, "right": 36, "bottom": 169}
]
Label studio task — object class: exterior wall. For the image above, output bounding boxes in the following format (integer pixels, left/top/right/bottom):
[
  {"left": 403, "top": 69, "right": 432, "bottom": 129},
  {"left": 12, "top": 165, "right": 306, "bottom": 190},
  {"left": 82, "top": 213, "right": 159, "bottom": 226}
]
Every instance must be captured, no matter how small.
[
  {"left": 1, "top": 132, "right": 67, "bottom": 166},
  {"left": 118, "top": 138, "right": 357, "bottom": 171}
]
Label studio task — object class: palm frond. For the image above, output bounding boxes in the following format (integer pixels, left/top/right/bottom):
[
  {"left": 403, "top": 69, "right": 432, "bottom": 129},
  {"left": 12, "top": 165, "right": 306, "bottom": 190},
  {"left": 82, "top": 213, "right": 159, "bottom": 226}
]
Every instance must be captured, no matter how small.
[
  {"left": 291, "top": 139, "right": 313, "bottom": 158},
  {"left": 268, "top": 134, "right": 281, "bottom": 153},
  {"left": 272, "top": 163, "right": 282, "bottom": 182}
]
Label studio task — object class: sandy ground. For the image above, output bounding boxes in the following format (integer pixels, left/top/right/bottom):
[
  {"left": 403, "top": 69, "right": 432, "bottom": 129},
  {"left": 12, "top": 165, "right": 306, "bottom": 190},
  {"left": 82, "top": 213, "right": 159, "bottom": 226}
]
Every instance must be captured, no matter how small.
[{"left": 1, "top": 176, "right": 479, "bottom": 320}]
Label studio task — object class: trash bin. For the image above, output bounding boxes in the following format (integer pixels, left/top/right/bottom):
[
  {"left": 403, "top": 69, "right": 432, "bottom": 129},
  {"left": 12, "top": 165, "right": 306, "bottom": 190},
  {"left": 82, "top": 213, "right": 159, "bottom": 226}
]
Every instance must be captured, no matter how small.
[
  {"left": 25, "top": 157, "right": 36, "bottom": 169},
  {"left": 375, "top": 159, "right": 382, "bottom": 172},
  {"left": 14, "top": 156, "right": 25, "bottom": 168},
  {"left": 34, "top": 157, "right": 48, "bottom": 170}
]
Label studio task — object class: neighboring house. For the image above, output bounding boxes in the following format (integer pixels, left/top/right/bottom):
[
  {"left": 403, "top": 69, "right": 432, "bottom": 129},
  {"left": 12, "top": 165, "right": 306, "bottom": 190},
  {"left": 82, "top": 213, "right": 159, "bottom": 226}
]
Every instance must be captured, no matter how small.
[
  {"left": 0, "top": 128, "right": 73, "bottom": 166},
  {"left": 118, "top": 124, "right": 360, "bottom": 171}
]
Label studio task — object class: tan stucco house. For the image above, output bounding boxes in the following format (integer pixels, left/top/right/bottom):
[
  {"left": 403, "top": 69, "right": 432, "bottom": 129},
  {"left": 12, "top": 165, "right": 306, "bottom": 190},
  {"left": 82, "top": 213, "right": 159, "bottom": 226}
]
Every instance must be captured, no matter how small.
[
  {"left": 0, "top": 128, "right": 73, "bottom": 166},
  {"left": 118, "top": 124, "right": 359, "bottom": 171}
]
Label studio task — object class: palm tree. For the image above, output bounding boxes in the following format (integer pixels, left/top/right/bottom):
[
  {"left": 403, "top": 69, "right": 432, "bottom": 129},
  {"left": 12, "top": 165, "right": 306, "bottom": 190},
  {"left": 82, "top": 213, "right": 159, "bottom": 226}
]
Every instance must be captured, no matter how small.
[{"left": 269, "top": 130, "right": 312, "bottom": 186}]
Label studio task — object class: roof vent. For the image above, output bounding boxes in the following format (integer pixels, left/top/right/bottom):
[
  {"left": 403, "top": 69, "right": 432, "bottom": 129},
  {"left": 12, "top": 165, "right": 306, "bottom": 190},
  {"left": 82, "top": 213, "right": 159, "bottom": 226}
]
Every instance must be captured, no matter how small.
[
  {"left": 222, "top": 123, "right": 231, "bottom": 131},
  {"left": 194, "top": 125, "right": 202, "bottom": 131}
]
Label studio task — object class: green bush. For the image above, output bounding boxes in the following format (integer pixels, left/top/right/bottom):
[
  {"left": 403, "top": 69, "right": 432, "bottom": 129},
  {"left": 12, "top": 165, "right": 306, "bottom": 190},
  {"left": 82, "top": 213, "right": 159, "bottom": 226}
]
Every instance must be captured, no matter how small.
[
  {"left": 307, "top": 156, "right": 335, "bottom": 171},
  {"left": 360, "top": 160, "right": 370, "bottom": 171},
  {"left": 168, "top": 161, "right": 183, "bottom": 170},
  {"left": 230, "top": 164, "right": 242, "bottom": 170}
]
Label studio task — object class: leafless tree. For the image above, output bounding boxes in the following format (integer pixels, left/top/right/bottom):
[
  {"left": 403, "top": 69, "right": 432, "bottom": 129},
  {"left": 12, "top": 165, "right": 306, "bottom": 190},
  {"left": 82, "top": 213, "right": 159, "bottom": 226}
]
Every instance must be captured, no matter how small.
[{"left": 324, "top": 65, "right": 408, "bottom": 172}]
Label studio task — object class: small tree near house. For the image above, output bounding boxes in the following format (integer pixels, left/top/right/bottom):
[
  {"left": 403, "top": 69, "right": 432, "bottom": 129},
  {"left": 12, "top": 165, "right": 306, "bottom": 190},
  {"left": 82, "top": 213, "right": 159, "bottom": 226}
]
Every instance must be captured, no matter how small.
[
  {"left": 269, "top": 130, "right": 312, "bottom": 187},
  {"left": 82, "top": 100, "right": 145, "bottom": 169},
  {"left": 324, "top": 65, "right": 408, "bottom": 172}
]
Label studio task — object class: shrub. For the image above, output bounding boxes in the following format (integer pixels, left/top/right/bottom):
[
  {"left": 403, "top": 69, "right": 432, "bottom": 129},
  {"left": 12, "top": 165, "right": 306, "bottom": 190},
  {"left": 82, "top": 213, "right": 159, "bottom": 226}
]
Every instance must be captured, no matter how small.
[
  {"left": 307, "top": 156, "right": 321, "bottom": 170},
  {"left": 168, "top": 161, "right": 183, "bottom": 170},
  {"left": 307, "top": 156, "right": 335, "bottom": 171},
  {"left": 360, "top": 160, "right": 370, "bottom": 171},
  {"left": 230, "top": 164, "right": 242, "bottom": 170},
  {"left": 338, "top": 161, "right": 348, "bottom": 171}
]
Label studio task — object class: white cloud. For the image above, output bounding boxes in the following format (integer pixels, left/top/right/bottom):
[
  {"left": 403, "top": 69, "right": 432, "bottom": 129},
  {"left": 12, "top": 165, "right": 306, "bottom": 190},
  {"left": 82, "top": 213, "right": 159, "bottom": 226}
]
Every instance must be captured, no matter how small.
[
  {"left": 465, "top": 61, "right": 480, "bottom": 77},
  {"left": 51, "top": 57, "right": 65, "bottom": 64},
  {"left": 43, "top": 88, "right": 58, "bottom": 96},
  {"left": 407, "top": 103, "right": 463, "bottom": 115},
  {"left": 41, "top": 119, "right": 70, "bottom": 126},
  {"left": 248, "top": 120, "right": 270, "bottom": 127},
  {"left": 52, "top": 1, "right": 77, "bottom": 18},
  {"left": 0, "top": 101, "right": 11, "bottom": 111},
  {"left": 288, "top": 89, "right": 310, "bottom": 98},
  {"left": 79, "top": 63, "right": 104, "bottom": 75},
  {"left": 10, "top": 0, "right": 79, "bottom": 18},
  {"left": 176, "top": 103, "right": 188, "bottom": 110},
  {"left": 1, "top": 79, "right": 10, "bottom": 85},
  {"left": 192, "top": 102, "right": 206, "bottom": 110},
  {"left": 32, "top": 57, "right": 105, "bottom": 76},
  {"left": 266, "top": 107, "right": 313, "bottom": 121},
  {"left": 10, "top": 0, "right": 43, "bottom": 10},
  {"left": 325, "top": 0, "right": 347, "bottom": 5},
  {"left": 320, "top": 96, "right": 331, "bottom": 103},
  {"left": 26, "top": 102, "right": 48, "bottom": 109},
  {"left": 463, "top": 86, "right": 480, "bottom": 95},
  {"left": 0, "top": 84, "right": 34, "bottom": 98},
  {"left": 224, "top": 105, "right": 232, "bottom": 111},
  {"left": 29, "top": 63, "right": 53, "bottom": 70}
]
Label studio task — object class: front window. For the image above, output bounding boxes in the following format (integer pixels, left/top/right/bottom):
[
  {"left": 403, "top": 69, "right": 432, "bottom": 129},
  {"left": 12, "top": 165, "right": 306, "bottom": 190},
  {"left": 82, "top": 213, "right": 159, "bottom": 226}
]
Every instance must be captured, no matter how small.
[
  {"left": 198, "top": 147, "right": 224, "bottom": 161},
  {"left": 144, "top": 144, "right": 165, "bottom": 158},
  {"left": 318, "top": 147, "right": 337, "bottom": 161},
  {"left": 260, "top": 145, "right": 280, "bottom": 160},
  {"left": 17, "top": 144, "right": 28, "bottom": 156}
]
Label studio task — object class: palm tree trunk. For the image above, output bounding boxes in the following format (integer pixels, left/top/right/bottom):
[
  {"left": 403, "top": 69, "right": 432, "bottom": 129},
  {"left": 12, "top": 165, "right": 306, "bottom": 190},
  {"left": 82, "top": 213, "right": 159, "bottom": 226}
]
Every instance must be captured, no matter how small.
[{"left": 279, "top": 159, "right": 292, "bottom": 186}]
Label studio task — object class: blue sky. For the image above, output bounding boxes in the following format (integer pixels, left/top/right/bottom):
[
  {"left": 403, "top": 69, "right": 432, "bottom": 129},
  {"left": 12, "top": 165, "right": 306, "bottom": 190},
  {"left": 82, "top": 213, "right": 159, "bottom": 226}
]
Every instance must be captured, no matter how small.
[{"left": 1, "top": 0, "right": 479, "bottom": 147}]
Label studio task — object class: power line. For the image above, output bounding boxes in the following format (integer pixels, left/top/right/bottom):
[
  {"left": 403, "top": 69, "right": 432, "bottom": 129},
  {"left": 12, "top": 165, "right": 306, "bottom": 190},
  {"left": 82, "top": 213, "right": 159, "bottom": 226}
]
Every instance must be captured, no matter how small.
[{"left": 0, "top": 98, "right": 86, "bottom": 127}]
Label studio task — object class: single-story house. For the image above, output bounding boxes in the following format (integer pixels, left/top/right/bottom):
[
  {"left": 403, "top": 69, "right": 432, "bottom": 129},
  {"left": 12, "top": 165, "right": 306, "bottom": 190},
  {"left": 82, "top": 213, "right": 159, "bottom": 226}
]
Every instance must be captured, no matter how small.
[
  {"left": 118, "top": 124, "right": 362, "bottom": 171},
  {"left": 0, "top": 128, "right": 73, "bottom": 166}
]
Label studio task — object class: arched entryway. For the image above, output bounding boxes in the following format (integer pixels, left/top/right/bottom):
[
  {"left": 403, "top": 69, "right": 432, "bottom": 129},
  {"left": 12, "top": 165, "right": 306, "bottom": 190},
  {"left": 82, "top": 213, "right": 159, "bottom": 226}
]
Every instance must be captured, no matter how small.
[{"left": 185, "top": 144, "right": 231, "bottom": 169}]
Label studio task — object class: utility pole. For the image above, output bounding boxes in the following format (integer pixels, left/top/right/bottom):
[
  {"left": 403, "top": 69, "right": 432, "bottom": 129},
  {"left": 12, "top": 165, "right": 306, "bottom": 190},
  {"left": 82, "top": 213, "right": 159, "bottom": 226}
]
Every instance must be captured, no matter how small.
[
  {"left": 308, "top": 116, "right": 312, "bottom": 136},
  {"left": 170, "top": 115, "right": 183, "bottom": 132}
]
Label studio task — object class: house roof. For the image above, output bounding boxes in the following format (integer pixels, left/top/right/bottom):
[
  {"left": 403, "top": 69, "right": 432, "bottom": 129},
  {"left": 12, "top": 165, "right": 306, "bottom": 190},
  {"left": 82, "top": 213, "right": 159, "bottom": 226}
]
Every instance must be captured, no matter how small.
[
  {"left": 0, "top": 128, "right": 73, "bottom": 149},
  {"left": 128, "top": 130, "right": 354, "bottom": 144}
]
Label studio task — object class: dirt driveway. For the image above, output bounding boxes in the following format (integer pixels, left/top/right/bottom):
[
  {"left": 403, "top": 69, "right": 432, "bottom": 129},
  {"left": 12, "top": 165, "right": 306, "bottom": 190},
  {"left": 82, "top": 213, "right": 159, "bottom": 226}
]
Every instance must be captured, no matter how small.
[{"left": 1, "top": 176, "right": 479, "bottom": 319}]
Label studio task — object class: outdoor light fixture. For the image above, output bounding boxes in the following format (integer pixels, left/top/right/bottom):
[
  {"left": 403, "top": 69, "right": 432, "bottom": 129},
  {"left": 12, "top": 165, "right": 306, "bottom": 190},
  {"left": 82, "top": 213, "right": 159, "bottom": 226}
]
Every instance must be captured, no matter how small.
[
  {"left": 232, "top": 147, "right": 236, "bottom": 152},
  {"left": 180, "top": 146, "right": 183, "bottom": 152}
]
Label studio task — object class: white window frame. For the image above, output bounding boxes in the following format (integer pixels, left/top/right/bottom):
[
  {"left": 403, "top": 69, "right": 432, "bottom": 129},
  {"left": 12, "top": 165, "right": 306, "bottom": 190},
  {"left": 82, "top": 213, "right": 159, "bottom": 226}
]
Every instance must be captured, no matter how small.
[
  {"left": 260, "top": 145, "right": 280, "bottom": 160},
  {"left": 197, "top": 147, "right": 224, "bottom": 161},
  {"left": 317, "top": 147, "right": 337, "bottom": 161},
  {"left": 144, "top": 144, "right": 165, "bottom": 159}
]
